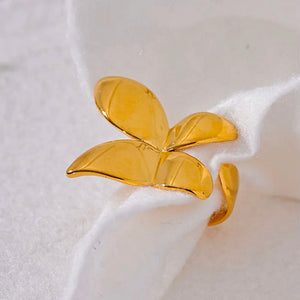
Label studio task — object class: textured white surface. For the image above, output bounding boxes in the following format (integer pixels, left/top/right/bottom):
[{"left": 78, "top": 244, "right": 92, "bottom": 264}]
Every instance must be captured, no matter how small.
[
  {"left": 0, "top": 1, "right": 112, "bottom": 299},
  {"left": 1, "top": 0, "right": 300, "bottom": 299}
]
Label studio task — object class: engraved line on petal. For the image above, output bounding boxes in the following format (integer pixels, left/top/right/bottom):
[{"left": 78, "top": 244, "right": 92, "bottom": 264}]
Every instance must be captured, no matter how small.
[
  {"left": 177, "top": 115, "right": 204, "bottom": 143},
  {"left": 106, "top": 79, "right": 122, "bottom": 116},
  {"left": 95, "top": 106, "right": 162, "bottom": 151},
  {"left": 76, "top": 145, "right": 115, "bottom": 171}
]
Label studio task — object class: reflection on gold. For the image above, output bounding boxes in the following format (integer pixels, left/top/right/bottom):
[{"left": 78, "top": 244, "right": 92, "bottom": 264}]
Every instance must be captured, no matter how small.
[
  {"left": 208, "top": 164, "right": 239, "bottom": 226},
  {"left": 67, "top": 77, "right": 239, "bottom": 225}
]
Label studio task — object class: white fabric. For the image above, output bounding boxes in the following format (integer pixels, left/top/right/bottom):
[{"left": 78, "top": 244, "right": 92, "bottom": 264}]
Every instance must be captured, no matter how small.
[
  {"left": 64, "top": 0, "right": 300, "bottom": 299},
  {"left": 1, "top": 1, "right": 300, "bottom": 299}
]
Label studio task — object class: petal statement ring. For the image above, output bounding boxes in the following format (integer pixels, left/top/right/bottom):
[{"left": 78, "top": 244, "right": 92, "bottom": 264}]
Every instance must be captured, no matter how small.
[{"left": 66, "top": 77, "right": 239, "bottom": 226}]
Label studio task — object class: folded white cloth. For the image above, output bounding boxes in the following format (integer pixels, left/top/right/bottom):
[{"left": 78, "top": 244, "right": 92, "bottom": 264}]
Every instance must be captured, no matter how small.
[
  {"left": 1, "top": 1, "right": 299, "bottom": 299},
  {"left": 64, "top": 1, "right": 300, "bottom": 299}
]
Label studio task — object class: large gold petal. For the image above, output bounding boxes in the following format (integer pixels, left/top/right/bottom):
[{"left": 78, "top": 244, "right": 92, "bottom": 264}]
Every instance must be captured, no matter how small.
[
  {"left": 154, "top": 151, "right": 213, "bottom": 199},
  {"left": 208, "top": 163, "right": 239, "bottom": 226},
  {"left": 166, "top": 112, "right": 238, "bottom": 151},
  {"left": 95, "top": 77, "right": 169, "bottom": 150},
  {"left": 66, "top": 140, "right": 160, "bottom": 186}
]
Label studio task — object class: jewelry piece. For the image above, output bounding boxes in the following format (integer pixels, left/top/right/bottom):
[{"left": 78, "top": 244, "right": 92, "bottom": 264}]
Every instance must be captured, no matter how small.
[{"left": 66, "top": 77, "right": 239, "bottom": 225}]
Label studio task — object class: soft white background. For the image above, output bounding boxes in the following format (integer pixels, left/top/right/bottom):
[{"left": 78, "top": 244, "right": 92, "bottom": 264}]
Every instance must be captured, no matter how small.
[{"left": 1, "top": 0, "right": 300, "bottom": 299}]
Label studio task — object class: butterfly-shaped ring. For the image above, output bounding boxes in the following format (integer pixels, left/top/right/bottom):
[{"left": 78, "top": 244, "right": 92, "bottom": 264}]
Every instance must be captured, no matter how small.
[{"left": 66, "top": 77, "right": 239, "bottom": 226}]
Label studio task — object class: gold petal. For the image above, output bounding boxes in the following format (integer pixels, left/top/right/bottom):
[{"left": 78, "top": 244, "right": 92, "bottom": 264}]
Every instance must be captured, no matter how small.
[
  {"left": 66, "top": 140, "right": 160, "bottom": 186},
  {"left": 155, "top": 151, "right": 213, "bottom": 199},
  {"left": 95, "top": 77, "right": 169, "bottom": 150},
  {"left": 166, "top": 112, "right": 238, "bottom": 151}
]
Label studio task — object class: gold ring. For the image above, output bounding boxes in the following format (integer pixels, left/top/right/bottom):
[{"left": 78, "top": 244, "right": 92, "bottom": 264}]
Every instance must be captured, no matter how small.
[{"left": 66, "top": 77, "right": 239, "bottom": 226}]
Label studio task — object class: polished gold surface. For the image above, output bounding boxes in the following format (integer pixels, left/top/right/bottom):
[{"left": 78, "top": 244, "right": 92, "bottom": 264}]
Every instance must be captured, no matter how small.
[
  {"left": 166, "top": 112, "right": 238, "bottom": 151},
  {"left": 67, "top": 76, "right": 239, "bottom": 224},
  {"left": 155, "top": 151, "right": 213, "bottom": 199},
  {"left": 67, "top": 140, "right": 160, "bottom": 185},
  {"left": 94, "top": 77, "right": 169, "bottom": 150},
  {"left": 208, "top": 164, "right": 239, "bottom": 226}
]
